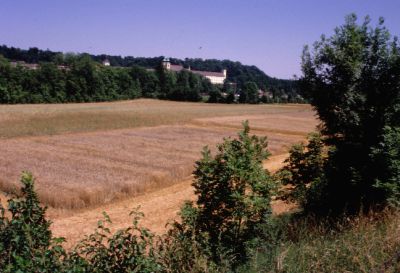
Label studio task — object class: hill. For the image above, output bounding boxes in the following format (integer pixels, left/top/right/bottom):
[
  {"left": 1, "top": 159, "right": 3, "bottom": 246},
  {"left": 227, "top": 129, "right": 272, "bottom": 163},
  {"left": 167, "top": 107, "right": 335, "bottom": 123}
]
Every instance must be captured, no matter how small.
[{"left": 0, "top": 45, "right": 297, "bottom": 97}]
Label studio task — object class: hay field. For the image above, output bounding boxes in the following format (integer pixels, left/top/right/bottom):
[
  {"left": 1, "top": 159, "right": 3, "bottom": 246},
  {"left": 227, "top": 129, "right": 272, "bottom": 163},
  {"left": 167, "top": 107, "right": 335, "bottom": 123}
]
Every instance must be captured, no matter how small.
[{"left": 0, "top": 99, "right": 317, "bottom": 209}]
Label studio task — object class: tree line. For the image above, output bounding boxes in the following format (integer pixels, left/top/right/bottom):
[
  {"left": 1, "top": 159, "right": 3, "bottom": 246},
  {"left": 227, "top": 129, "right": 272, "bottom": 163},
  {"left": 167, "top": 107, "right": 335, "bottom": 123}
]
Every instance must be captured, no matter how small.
[
  {"left": 0, "top": 44, "right": 300, "bottom": 103},
  {"left": 0, "top": 53, "right": 304, "bottom": 104},
  {"left": 0, "top": 55, "right": 216, "bottom": 103}
]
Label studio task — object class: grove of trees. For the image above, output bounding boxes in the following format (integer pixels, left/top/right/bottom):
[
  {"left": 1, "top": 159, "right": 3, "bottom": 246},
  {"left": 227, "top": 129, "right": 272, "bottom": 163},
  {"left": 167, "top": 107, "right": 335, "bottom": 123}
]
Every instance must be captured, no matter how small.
[
  {"left": 0, "top": 55, "right": 217, "bottom": 104},
  {"left": 0, "top": 45, "right": 302, "bottom": 104}
]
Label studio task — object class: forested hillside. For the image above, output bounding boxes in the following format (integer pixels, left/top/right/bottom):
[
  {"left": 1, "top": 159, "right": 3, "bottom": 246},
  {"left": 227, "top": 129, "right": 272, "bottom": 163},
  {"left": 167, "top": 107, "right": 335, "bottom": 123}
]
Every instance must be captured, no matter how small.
[{"left": 0, "top": 45, "right": 299, "bottom": 104}]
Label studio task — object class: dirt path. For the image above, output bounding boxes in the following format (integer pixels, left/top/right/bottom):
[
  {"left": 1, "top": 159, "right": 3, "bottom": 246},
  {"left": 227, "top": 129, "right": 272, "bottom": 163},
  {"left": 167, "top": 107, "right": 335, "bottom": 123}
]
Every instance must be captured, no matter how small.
[{"left": 50, "top": 154, "right": 291, "bottom": 249}]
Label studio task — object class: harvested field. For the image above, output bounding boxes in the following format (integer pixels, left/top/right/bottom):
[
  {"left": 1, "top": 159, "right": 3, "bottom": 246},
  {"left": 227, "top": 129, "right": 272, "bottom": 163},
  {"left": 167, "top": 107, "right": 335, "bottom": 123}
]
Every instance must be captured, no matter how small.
[{"left": 0, "top": 99, "right": 318, "bottom": 210}]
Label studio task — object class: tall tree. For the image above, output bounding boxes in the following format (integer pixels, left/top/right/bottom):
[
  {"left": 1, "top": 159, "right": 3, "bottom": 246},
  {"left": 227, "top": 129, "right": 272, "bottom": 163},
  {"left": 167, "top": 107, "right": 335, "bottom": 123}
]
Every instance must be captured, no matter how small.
[
  {"left": 239, "top": 81, "right": 258, "bottom": 103},
  {"left": 300, "top": 14, "right": 400, "bottom": 213}
]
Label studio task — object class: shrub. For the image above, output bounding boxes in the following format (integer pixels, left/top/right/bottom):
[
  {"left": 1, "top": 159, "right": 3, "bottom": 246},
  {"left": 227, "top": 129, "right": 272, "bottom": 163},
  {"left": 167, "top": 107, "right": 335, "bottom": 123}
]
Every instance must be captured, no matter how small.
[
  {"left": 0, "top": 172, "right": 66, "bottom": 272},
  {"left": 370, "top": 126, "right": 400, "bottom": 207},
  {"left": 69, "top": 209, "right": 160, "bottom": 273},
  {"left": 180, "top": 121, "right": 275, "bottom": 266},
  {"left": 276, "top": 132, "right": 326, "bottom": 210}
]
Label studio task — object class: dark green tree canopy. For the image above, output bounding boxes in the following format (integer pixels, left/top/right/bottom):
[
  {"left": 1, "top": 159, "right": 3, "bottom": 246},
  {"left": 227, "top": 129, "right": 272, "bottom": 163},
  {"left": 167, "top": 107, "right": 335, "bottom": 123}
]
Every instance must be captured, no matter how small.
[
  {"left": 299, "top": 14, "right": 400, "bottom": 213},
  {"left": 301, "top": 14, "right": 400, "bottom": 142},
  {"left": 0, "top": 44, "right": 298, "bottom": 98},
  {"left": 239, "top": 81, "right": 259, "bottom": 104}
]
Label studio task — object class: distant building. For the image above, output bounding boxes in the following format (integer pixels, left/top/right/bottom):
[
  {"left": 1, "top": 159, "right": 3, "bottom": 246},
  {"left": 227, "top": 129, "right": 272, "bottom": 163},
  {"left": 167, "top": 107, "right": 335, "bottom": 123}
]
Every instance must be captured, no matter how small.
[
  {"left": 102, "top": 59, "right": 110, "bottom": 66},
  {"left": 162, "top": 57, "right": 226, "bottom": 84},
  {"left": 10, "top": 61, "right": 70, "bottom": 71},
  {"left": 10, "top": 61, "right": 39, "bottom": 70}
]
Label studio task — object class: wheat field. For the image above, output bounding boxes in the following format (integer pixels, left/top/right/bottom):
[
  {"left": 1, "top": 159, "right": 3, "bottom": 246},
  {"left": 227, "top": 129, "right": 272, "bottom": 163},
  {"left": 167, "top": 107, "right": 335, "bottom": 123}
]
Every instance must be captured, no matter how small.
[{"left": 0, "top": 99, "right": 318, "bottom": 209}]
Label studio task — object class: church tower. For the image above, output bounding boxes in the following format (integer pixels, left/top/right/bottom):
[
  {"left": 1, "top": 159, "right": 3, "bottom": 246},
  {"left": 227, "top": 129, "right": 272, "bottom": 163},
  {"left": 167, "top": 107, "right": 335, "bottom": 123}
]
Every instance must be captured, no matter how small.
[{"left": 162, "top": 57, "right": 171, "bottom": 70}]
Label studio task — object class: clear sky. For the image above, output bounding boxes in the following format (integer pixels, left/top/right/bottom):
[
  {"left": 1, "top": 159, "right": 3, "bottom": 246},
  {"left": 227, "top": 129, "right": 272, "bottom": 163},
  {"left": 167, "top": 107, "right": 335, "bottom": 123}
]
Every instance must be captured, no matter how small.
[{"left": 1, "top": 1, "right": 399, "bottom": 79}]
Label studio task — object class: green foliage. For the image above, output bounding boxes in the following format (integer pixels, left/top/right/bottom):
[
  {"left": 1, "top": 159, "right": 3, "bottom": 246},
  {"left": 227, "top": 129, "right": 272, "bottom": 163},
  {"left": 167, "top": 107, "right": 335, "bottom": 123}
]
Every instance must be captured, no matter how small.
[
  {"left": 239, "top": 81, "right": 259, "bottom": 104},
  {"left": 277, "top": 132, "right": 325, "bottom": 209},
  {"left": 184, "top": 121, "right": 275, "bottom": 265},
  {"left": 70, "top": 209, "right": 160, "bottom": 273},
  {"left": 0, "top": 172, "right": 66, "bottom": 272},
  {"left": 0, "top": 174, "right": 162, "bottom": 272},
  {"left": 300, "top": 14, "right": 400, "bottom": 213},
  {"left": 129, "top": 65, "right": 159, "bottom": 98},
  {"left": 156, "top": 202, "right": 231, "bottom": 273},
  {"left": 0, "top": 45, "right": 301, "bottom": 103},
  {"left": 169, "top": 70, "right": 202, "bottom": 102},
  {"left": 0, "top": 54, "right": 204, "bottom": 104},
  {"left": 207, "top": 87, "right": 225, "bottom": 103},
  {"left": 371, "top": 126, "right": 400, "bottom": 207}
]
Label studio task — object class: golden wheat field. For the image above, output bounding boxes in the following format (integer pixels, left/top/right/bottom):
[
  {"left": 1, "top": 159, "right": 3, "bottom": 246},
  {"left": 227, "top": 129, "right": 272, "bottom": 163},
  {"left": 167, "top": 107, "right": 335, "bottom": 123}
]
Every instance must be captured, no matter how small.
[
  {"left": 0, "top": 99, "right": 317, "bottom": 210},
  {"left": 0, "top": 99, "right": 318, "bottom": 248}
]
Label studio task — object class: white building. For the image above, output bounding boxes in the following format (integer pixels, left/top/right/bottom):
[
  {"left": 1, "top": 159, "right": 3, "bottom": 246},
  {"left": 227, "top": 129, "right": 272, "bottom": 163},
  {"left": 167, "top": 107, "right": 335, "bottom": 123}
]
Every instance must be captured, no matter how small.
[
  {"left": 102, "top": 59, "right": 111, "bottom": 66},
  {"left": 162, "top": 58, "right": 226, "bottom": 84}
]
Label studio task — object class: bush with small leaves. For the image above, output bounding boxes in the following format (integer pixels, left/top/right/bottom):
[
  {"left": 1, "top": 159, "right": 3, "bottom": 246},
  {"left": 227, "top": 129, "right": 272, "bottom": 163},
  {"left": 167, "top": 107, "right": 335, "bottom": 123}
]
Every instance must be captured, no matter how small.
[
  {"left": 276, "top": 132, "right": 325, "bottom": 210},
  {"left": 178, "top": 121, "right": 275, "bottom": 267},
  {"left": 0, "top": 172, "right": 66, "bottom": 273},
  {"left": 69, "top": 209, "right": 160, "bottom": 273}
]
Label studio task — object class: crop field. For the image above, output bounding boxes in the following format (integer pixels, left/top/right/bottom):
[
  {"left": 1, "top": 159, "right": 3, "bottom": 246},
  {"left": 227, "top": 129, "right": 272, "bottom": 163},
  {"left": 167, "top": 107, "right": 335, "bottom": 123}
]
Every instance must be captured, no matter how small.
[
  {"left": 0, "top": 99, "right": 317, "bottom": 210},
  {"left": 0, "top": 99, "right": 318, "bottom": 247},
  {"left": 0, "top": 99, "right": 315, "bottom": 138}
]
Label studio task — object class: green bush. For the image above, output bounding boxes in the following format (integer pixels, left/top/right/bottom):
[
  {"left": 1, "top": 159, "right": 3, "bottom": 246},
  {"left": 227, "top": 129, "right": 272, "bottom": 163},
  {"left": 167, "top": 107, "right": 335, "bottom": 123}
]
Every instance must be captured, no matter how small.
[
  {"left": 68, "top": 209, "right": 160, "bottom": 273},
  {"left": 276, "top": 132, "right": 326, "bottom": 211},
  {"left": 179, "top": 121, "right": 275, "bottom": 266},
  {"left": 0, "top": 172, "right": 66, "bottom": 272}
]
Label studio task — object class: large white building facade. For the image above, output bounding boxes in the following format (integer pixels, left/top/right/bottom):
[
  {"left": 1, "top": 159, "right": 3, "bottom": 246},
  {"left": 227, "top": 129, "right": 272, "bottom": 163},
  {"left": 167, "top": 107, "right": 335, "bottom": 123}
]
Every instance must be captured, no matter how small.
[{"left": 162, "top": 58, "right": 226, "bottom": 84}]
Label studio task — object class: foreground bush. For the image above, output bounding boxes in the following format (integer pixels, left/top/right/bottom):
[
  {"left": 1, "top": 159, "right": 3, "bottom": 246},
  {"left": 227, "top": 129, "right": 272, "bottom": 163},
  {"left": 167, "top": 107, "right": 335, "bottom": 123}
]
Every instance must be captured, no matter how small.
[
  {"left": 1, "top": 167, "right": 400, "bottom": 272},
  {"left": 187, "top": 121, "right": 275, "bottom": 266},
  {"left": 276, "top": 132, "right": 325, "bottom": 210},
  {"left": 0, "top": 172, "right": 66, "bottom": 272},
  {"left": 0, "top": 173, "right": 160, "bottom": 272}
]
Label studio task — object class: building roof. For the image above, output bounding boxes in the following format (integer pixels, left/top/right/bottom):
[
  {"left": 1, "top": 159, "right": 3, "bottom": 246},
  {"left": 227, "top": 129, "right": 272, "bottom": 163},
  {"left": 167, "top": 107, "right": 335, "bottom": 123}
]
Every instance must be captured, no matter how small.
[
  {"left": 169, "top": 64, "right": 184, "bottom": 72},
  {"left": 166, "top": 61, "right": 226, "bottom": 78},
  {"left": 10, "top": 61, "right": 39, "bottom": 69},
  {"left": 191, "top": 70, "right": 225, "bottom": 77}
]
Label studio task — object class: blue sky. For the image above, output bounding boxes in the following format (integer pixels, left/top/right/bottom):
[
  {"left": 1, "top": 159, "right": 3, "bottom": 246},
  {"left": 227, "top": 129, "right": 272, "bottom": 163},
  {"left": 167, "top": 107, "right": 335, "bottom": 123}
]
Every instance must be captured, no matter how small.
[{"left": 1, "top": 0, "right": 399, "bottom": 78}]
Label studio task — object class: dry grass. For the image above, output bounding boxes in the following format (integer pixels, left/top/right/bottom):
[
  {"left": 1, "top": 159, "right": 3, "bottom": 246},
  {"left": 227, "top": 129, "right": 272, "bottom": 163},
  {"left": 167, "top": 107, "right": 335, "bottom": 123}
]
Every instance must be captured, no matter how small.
[
  {"left": 245, "top": 209, "right": 400, "bottom": 272},
  {"left": 0, "top": 99, "right": 318, "bottom": 209}
]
